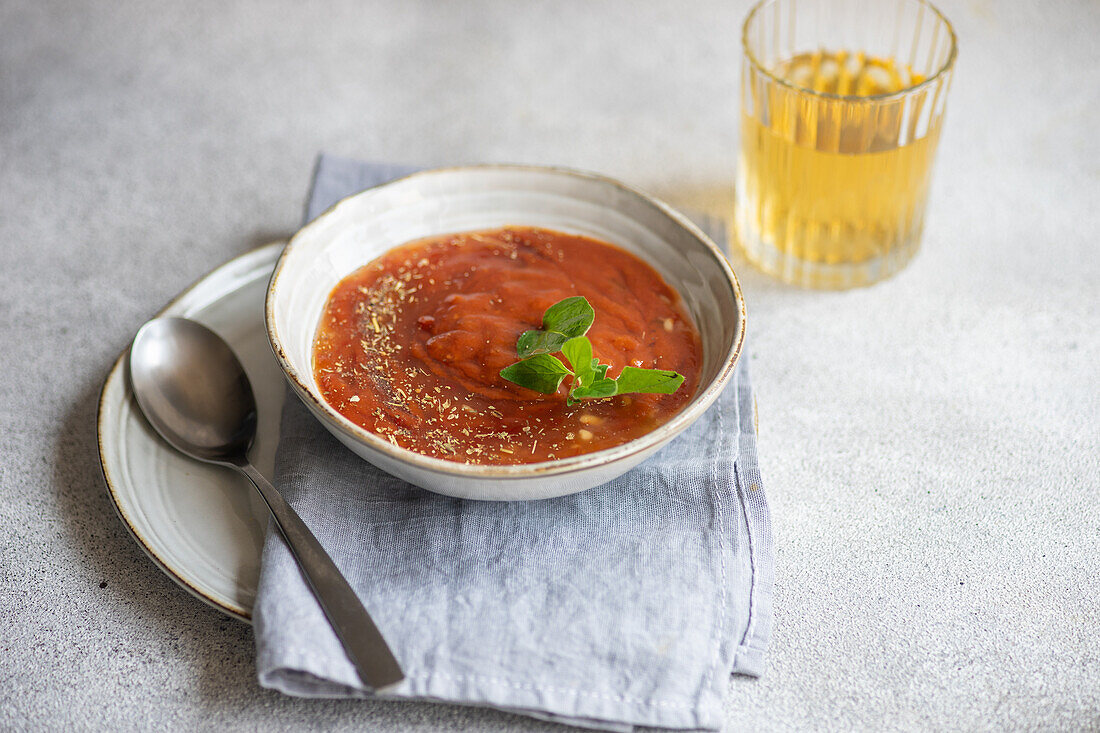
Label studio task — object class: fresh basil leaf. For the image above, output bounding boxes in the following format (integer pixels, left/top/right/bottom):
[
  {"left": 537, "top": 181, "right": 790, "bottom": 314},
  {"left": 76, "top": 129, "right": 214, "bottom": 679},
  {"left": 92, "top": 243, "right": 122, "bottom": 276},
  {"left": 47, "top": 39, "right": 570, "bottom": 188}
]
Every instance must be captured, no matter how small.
[
  {"left": 541, "top": 296, "right": 594, "bottom": 338},
  {"left": 516, "top": 329, "right": 569, "bottom": 357},
  {"left": 614, "top": 366, "right": 684, "bottom": 395},
  {"left": 505, "top": 296, "right": 685, "bottom": 404},
  {"left": 571, "top": 378, "right": 618, "bottom": 400},
  {"left": 500, "top": 354, "right": 572, "bottom": 394},
  {"left": 561, "top": 336, "right": 594, "bottom": 387}
]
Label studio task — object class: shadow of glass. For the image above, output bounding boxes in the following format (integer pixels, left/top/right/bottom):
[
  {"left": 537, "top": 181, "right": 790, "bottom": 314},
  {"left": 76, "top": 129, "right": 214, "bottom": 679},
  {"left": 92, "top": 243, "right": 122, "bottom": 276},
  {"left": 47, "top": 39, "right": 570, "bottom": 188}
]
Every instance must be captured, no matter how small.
[{"left": 653, "top": 182, "right": 809, "bottom": 302}]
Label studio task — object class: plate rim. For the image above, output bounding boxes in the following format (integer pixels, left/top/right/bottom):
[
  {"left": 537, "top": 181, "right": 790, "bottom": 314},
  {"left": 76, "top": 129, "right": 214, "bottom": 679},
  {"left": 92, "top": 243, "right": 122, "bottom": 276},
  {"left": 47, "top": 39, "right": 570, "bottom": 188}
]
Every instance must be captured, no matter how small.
[{"left": 96, "top": 241, "right": 286, "bottom": 623}]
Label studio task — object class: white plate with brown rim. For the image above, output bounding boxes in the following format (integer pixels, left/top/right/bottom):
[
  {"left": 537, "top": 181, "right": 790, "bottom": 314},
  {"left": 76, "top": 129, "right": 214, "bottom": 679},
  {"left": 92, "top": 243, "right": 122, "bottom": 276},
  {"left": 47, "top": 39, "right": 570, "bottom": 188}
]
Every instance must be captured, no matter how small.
[
  {"left": 97, "top": 242, "right": 286, "bottom": 621},
  {"left": 98, "top": 168, "right": 747, "bottom": 619}
]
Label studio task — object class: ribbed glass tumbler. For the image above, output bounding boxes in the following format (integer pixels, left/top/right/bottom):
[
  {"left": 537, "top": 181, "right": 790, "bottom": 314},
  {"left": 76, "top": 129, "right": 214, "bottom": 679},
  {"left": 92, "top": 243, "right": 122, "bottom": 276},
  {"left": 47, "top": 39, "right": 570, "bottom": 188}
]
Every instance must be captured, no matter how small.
[{"left": 735, "top": 0, "right": 956, "bottom": 288}]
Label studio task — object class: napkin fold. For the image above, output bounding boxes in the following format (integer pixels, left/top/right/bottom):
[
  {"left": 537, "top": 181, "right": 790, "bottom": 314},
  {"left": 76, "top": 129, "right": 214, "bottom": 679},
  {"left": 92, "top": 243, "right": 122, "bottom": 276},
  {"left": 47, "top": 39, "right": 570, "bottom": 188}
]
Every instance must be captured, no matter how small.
[{"left": 253, "top": 155, "right": 774, "bottom": 732}]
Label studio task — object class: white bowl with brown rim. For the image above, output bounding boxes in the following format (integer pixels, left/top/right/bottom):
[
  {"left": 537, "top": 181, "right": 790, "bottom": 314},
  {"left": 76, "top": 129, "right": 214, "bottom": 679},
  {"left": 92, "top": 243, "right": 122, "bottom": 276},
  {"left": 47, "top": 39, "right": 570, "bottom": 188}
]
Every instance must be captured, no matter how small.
[{"left": 265, "top": 166, "right": 745, "bottom": 501}]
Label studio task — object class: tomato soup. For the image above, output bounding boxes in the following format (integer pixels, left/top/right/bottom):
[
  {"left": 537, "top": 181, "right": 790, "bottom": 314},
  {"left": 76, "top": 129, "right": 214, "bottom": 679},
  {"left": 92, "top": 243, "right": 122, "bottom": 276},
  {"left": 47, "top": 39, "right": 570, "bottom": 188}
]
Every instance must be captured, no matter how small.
[{"left": 312, "top": 227, "right": 702, "bottom": 465}]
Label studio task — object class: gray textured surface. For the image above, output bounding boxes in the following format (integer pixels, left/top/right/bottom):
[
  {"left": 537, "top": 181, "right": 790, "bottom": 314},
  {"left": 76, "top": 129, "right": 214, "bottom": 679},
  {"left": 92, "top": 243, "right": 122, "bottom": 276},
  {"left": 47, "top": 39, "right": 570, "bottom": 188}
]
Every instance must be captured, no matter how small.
[{"left": 1, "top": 0, "right": 1097, "bottom": 731}]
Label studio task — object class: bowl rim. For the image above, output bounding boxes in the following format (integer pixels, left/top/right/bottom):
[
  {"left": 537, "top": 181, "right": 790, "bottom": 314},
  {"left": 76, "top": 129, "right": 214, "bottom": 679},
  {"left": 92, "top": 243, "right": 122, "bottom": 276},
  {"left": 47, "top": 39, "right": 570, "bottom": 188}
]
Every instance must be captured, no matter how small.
[{"left": 265, "top": 163, "right": 746, "bottom": 480}]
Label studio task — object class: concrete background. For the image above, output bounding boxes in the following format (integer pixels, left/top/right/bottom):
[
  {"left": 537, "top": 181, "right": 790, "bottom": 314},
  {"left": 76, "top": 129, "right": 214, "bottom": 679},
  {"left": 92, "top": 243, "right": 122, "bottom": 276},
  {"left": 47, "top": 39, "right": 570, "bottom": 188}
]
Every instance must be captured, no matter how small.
[{"left": 2, "top": 0, "right": 1097, "bottom": 730}]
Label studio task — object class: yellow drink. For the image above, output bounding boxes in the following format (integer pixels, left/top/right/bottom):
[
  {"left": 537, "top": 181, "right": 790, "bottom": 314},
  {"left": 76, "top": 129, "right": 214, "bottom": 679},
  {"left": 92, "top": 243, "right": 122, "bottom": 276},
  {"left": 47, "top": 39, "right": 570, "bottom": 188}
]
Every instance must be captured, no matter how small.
[
  {"left": 737, "top": 51, "right": 944, "bottom": 285},
  {"left": 736, "top": 0, "right": 956, "bottom": 288}
]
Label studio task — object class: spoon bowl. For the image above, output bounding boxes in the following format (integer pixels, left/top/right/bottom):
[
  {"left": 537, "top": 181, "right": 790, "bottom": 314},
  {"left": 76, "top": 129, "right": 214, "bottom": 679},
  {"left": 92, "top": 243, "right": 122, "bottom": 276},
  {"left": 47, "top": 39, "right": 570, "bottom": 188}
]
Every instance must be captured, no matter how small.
[{"left": 130, "top": 317, "right": 256, "bottom": 463}]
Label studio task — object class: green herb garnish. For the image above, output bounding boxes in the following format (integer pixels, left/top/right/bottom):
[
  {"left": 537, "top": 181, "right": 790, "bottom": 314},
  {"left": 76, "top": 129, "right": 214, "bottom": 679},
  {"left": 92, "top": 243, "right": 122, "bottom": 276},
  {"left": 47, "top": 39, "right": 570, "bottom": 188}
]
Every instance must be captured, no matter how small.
[
  {"left": 515, "top": 296, "right": 594, "bottom": 356},
  {"left": 500, "top": 297, "right": 685, "bottom": 405}
]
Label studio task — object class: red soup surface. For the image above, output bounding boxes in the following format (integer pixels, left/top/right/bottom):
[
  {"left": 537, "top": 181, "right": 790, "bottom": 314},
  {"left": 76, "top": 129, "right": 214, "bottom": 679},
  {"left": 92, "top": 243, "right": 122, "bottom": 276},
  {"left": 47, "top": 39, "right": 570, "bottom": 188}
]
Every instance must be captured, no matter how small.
[{"left": 312, "top": 226, "right": 703, "bottom": 465}]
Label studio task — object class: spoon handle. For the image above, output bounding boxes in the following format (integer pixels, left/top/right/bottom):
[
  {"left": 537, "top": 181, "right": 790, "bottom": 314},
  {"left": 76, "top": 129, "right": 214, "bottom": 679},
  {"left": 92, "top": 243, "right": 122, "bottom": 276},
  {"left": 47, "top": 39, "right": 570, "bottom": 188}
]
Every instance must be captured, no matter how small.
[{"left": 235, "top": 460, "right": 405, "bottom": 690}]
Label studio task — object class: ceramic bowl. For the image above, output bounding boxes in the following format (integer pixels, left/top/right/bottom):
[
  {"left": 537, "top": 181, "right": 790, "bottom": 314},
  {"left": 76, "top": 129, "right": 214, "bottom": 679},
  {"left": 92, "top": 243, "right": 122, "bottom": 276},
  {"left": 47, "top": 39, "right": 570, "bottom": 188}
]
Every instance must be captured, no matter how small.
[{"left": 265, "top": 165, "right": 745, "bottom": 501}]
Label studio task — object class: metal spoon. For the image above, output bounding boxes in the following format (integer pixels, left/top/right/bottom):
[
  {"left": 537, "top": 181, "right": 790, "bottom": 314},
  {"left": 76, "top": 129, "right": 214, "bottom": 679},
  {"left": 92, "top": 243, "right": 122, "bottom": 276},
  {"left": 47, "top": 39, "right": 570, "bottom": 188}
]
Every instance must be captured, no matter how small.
[{"left": 128, "top": 316, "right": 403, "bottom": 690}]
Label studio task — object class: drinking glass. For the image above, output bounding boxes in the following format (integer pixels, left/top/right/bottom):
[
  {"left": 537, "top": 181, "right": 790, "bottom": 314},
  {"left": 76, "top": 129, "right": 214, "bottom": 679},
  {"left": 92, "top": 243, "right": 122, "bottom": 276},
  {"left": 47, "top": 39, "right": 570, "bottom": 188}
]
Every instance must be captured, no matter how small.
[{"left": 735, "top": 0, "right": 956, "bottom": 288}]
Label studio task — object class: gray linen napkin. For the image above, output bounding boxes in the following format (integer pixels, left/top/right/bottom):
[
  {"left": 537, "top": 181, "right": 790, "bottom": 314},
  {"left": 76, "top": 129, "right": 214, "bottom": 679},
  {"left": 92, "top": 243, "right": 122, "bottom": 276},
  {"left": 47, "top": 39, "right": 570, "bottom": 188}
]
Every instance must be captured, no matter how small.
[{"left": 253, "top": 155, "right": 774, "bottom": 732}]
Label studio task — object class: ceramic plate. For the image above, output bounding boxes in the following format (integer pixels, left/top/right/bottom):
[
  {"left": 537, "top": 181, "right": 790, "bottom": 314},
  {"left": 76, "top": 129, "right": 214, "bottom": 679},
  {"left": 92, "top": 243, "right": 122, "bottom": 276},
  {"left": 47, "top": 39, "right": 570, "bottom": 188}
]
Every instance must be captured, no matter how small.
[{"left": 97, "top": 242, "right": 286, "bottom": 621}]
